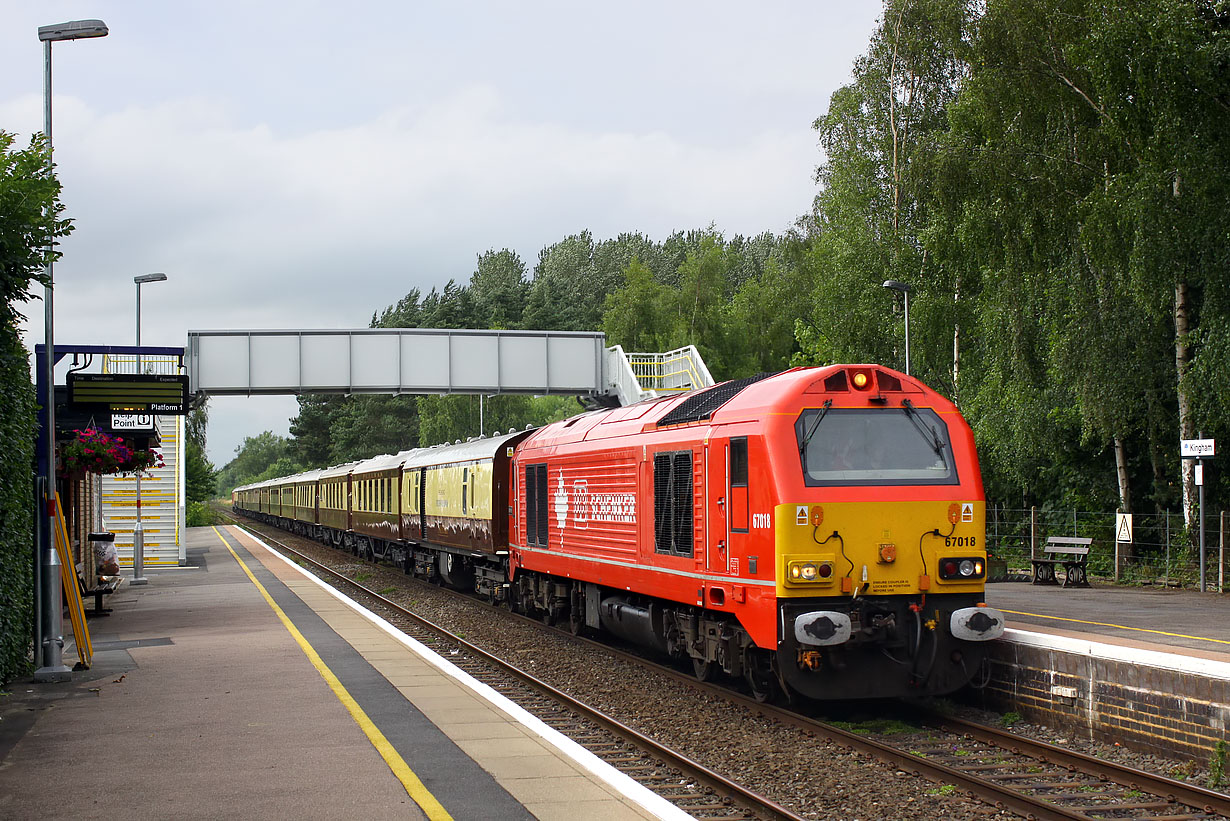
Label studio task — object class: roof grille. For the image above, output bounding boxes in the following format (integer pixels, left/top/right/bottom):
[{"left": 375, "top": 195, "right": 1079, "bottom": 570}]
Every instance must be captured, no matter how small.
[{"left": 657, "top": 373, "right": 773, "bottom": 427}]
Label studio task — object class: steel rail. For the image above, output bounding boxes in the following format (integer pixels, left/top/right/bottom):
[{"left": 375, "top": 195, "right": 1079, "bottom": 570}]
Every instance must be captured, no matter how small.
[
  {"left": 924, "top": 714, "right": 1230, "bottom": 818},
  {"left": 227, "top": 519, "right": 806, "bottom": 821}
]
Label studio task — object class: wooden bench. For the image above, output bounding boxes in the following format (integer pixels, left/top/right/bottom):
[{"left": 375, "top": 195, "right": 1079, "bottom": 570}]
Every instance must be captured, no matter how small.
[{"left": 1031, "top": 536, "right": 1092, "bottom": 588}]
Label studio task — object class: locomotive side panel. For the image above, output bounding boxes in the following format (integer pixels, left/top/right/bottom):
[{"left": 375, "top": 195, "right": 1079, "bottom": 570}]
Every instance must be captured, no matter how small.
[{"left": 513, "top": 449, "right": 640, "bottom": 582}]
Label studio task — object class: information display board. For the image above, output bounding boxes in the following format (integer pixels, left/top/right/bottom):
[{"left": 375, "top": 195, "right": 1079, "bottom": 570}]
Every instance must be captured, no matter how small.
[{"left": 67, "top": 373, "right": 189, "bottom": 415}]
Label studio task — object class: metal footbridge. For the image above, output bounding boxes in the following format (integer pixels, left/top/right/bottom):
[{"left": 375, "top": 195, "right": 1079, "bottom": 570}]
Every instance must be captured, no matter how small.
[{"left": 185, "top": 329, "right": 713, "bottom": 406}]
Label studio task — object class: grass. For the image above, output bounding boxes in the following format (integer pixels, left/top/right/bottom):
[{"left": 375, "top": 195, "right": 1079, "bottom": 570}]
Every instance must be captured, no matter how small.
[
  {"left": 1000, "top": 711, "right": 1022, "bottom": 728},
  {"left": 925, "top": 784, "right": 957, "bottom": 796},
  {"left": 1209, "top": 740, "right": 1226, "bottom": 790},
  {"left": 829, "top": 718, "right": 917, "bottom": 736},
  {"left": 378, "top": 586, "right": 397, "bottom": 596},
  {"left": 354, "top": 571, "right": 372, "bottom": 584}
]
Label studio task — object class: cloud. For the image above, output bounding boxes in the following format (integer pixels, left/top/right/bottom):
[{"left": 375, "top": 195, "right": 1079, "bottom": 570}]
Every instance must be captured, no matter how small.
[
  {"left": 10, "top": 83, "right": 824, "bottom": 464},
  {"left": 5, "top": 1, "right": 881, "bottom": 467}
]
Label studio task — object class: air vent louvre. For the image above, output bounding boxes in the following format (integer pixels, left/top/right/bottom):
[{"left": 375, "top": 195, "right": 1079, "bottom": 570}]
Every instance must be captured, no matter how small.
[{"left": 657, "top": 373, "right": 773, "bottom": 427}]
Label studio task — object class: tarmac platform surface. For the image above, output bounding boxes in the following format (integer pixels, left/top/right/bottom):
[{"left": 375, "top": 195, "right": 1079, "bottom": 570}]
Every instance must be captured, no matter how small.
[
  {"left": 984, "top": 580, "right": 1230, "bottom": 663},
  {"left": 0, "top": 526, "right": 688, "bottom": 821}
]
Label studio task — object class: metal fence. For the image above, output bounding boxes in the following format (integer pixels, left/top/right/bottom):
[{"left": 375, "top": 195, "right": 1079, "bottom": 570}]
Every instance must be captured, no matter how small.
[{"left": 986, "top": 506, "right": 1227, "bottom": 591}]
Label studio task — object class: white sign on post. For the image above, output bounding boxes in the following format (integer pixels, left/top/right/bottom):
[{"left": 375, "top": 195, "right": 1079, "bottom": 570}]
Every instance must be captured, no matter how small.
[
  {"left": 1181, "top": 439, "right": 1216, "bottom": 458},
  {"left": 1115, "top": 512, "right": 1133, "bottom": 543}
]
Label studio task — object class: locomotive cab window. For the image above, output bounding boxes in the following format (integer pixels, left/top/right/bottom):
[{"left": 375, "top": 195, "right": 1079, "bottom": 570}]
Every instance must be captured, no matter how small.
[
  {"left": 796, "top": 407, "right": 957, "bottom": 486},
  {"left": 654, "top": 451, "right": 694, "bottom": 557}
]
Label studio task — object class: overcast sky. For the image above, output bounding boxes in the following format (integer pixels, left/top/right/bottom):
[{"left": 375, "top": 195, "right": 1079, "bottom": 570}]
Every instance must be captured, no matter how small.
[{"left": 2, "top": 2, "right": 882, "bottom": 466}]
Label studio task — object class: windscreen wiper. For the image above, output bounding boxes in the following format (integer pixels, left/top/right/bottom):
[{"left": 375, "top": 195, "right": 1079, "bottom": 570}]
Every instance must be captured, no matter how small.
[
  {"left": 799, "top": 399, "right": 833, "bottom": 456},
  {"left": 901, "top": 398, "right": 946, "bottom": 463}
]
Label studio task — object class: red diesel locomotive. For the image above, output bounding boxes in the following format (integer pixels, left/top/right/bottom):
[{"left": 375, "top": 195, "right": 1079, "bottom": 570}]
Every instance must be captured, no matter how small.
[{"left": 235, "top": 364, "right": 1004, "bottom": 701}]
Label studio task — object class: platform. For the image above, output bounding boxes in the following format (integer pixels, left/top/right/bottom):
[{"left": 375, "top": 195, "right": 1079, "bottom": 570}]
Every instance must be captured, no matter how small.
[
  {"left": 0, "top": 526, "right": 689, "bottom": 820},
  {"left": 978, "top": 581, "right": 1230, "bottom": 760}
]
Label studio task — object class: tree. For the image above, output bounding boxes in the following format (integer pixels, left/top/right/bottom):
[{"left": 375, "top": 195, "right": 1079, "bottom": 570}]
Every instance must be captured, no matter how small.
[
  {"left": 0, "top": 132, "right": 72, "bottom": 684},
  {"left": 602, "top": 259, "right": 679, "bottom": 353},
  {"left": 800, "top": 0, "right": 973, "bottom": 394},
  {"left": 215, "top": 432, "right": 295, "bottom": 494},
  {"left": 184, "top": 404, "right": 217, "bottom": 502},
  {"left": 185, "top": 439, "right": 218, "bottom": 503},
  {"left": 1, "top": 133, "right": 71, "bottom": 324},
  {"left": 289, "top": 394, "right": 347, "bottom": 468},
  {"left": 470, "top": 249, "right": 528, "bottom": 328},
  {"left": 328, "top": 395, "right": 420, "bottom": 462}
]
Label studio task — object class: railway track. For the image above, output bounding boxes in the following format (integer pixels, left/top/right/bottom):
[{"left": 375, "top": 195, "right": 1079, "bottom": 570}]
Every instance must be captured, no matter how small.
[
  {"left": 221, "top": 515, "right": 803, "bottom": 821},
  {"left": 225, "top": 513, "right": 1230, "bottom": 821}
]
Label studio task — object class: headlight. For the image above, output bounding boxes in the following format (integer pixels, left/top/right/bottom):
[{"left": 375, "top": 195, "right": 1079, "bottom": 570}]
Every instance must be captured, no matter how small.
[
  {"left": 787, "top": 560, "right": 834, "bottom": 584},
  {"left": 938, "top": 557, "right": 985, "bottom": 581}
]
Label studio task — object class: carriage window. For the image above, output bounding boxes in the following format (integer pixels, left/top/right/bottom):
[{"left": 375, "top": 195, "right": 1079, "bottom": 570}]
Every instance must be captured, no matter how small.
[
  {"left": 462, "top": 468, "right": 469, "bottom": 515},
  {"left": 654, "top": 451, "right": 694, "bottom": 557}
]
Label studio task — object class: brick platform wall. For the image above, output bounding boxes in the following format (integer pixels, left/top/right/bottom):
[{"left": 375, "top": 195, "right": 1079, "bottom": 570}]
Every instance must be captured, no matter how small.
[{"left": 970, "top": 636, "right": 1230, "bottom": 762}]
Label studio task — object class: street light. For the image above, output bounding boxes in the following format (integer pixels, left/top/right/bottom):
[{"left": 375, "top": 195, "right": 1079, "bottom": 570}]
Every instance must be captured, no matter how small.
[
  {"left": 132, "top": 273, "right": 167, "bottom": 586},
  {"left": 34, "top": 18, "right": 108, "bottom": 683},
  {"left": 882, "top": 280, "right": 913, "bottom": 376}
]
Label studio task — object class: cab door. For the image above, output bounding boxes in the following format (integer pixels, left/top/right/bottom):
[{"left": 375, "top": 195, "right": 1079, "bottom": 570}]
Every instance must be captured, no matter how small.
[
  {"left": 725, "top": 437, "right": 751, "bottom": 576},
  {"left": 706, "top": 442, "right": 729, "bottom": 574}
]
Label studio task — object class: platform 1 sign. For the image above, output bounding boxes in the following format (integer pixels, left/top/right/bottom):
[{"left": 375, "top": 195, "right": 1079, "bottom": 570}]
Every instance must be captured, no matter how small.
[
  {"left": 68, "top": 373, "right": 188, "bottom": 416},
  {"left": 1181, "top": 438, "right": 1216, "bottom": 458}
]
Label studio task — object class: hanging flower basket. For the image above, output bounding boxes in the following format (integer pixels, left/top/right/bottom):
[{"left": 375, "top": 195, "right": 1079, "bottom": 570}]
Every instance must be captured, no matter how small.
[{"left": 58, "top": 428, "right": 165, "bottom": 478}]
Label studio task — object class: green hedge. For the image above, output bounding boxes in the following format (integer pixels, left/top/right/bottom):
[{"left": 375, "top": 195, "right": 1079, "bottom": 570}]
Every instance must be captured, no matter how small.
[{"left": 0, "top": 326, "right": 35, "bottom": 684}]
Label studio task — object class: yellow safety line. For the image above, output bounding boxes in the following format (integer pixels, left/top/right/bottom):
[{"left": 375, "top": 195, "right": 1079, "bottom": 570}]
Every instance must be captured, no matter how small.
[
  {"left": 1000, "top": 608, "right": 1230, "bottom": 647},
  {"left": 211, "top": 527, "right": 453, "bottom": 820}
]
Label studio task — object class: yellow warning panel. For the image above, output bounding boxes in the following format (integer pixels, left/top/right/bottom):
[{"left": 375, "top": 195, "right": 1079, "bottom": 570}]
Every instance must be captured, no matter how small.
[{"left": 54, "top": 494, "right": 92, "bottom": 669}]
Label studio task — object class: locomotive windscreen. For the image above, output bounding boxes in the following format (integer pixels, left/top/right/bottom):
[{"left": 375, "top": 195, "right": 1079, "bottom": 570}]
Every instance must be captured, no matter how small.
[{"left": 795, "top": 407, "right": 958, "bottom": 486}]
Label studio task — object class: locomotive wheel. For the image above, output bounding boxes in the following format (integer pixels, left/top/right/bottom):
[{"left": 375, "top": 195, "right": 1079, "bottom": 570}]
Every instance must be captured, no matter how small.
[
  {"left": 692, "top": 657, "right": 715, "bottom": 682},
  {"left": 568, "top": 613, "right": 584, "bottom": 636},
  {"left": 745, "top": 652, "right": 780, "bottom": 703}
]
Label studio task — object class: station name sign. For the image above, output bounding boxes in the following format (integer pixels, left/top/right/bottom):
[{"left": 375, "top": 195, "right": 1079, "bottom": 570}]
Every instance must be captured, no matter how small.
[
  {"left": 1180, "top": 438, "right": 1216, "bottom": 458},
  {"left": 68, "top": 373, "right": 188, "bottom": 416}
]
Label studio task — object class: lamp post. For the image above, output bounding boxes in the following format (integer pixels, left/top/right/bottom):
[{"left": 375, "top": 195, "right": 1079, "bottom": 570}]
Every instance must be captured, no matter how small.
[
  {"left": 882, "top": 279, "right": 914, "bottom": 376},
  {"left": 132, "top": 273, "right": 167, "bottom": 586},
  {"left": 34, "top": 18, "right": 108, "bottom": 683}
]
